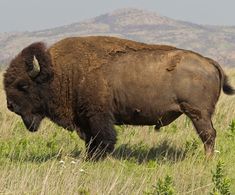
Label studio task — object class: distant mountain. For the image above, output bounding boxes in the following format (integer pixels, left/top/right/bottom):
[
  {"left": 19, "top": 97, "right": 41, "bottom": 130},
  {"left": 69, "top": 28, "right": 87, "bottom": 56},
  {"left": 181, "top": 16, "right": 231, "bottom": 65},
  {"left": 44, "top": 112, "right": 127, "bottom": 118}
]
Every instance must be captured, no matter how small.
[{"left": 1, "top": 8, "right": 235, "bottom": 67}]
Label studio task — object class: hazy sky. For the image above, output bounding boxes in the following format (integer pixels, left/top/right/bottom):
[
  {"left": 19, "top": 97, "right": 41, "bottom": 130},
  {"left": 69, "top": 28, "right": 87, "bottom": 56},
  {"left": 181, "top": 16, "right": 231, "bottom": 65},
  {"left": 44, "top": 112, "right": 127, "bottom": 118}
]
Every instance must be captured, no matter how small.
[{"left": 0, "top": 0, "right": 235, "bottom": 32}]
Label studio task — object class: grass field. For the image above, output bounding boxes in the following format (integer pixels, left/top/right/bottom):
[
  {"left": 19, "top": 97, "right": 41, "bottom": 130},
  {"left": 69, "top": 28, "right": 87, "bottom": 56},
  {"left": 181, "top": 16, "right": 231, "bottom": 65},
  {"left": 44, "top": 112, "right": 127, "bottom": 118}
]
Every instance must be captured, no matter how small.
[{"left": 0, "top": 71, "right": 235, "bottom": 195}]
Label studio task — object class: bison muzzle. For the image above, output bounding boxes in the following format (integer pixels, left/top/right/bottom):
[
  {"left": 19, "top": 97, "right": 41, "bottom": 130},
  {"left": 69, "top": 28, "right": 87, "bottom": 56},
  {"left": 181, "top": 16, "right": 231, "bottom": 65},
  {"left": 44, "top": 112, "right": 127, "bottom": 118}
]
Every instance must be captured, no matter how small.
[{"left": 4, "top": 36, "right": 235, "bottom": 159}]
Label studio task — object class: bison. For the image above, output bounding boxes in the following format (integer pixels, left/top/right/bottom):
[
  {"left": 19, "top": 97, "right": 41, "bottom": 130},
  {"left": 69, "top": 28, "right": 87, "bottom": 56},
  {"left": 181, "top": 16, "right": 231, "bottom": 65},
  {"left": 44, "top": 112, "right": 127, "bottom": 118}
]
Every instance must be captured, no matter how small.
[{"left": 4, "top": 36, "right": 235, "bottom": 159}]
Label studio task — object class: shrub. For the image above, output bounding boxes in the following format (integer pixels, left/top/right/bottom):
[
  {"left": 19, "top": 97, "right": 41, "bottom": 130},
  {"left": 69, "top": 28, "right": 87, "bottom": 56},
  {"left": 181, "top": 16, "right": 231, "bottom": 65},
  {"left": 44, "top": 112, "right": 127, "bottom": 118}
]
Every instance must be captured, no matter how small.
[
  {"left": 146, "top": 175, "right": 175, "bottom": 195},
  {"left": 210, "top": 161, "right": 231, "bottom": 195}
]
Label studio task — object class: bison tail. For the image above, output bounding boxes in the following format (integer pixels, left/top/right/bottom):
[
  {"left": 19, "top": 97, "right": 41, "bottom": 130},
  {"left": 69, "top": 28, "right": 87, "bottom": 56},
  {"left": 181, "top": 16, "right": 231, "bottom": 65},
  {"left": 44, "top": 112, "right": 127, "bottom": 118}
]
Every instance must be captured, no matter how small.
[
  {"left": 210, "top": 59, "right": 235, "bottom": 95},
  {"left": 223, "top": 75, "right": 235, "bottom": 95}
]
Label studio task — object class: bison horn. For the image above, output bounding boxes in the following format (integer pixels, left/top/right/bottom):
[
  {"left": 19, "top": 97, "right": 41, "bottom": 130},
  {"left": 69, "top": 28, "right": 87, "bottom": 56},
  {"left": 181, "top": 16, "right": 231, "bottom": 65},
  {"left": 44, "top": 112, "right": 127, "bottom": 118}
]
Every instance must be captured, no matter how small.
[{"left": 29, "top": 56, "right": 41, "bottom": 78}]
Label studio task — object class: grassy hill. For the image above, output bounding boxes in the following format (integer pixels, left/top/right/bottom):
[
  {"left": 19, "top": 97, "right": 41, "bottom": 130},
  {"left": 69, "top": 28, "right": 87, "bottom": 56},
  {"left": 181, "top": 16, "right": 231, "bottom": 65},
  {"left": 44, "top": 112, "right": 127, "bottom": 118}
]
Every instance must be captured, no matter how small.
[
  {"left": 0, "top": 70, "right": 235, "bottom": 194},
  {"left": 1, "top": 8, "right": 235, "bottom": 68}
]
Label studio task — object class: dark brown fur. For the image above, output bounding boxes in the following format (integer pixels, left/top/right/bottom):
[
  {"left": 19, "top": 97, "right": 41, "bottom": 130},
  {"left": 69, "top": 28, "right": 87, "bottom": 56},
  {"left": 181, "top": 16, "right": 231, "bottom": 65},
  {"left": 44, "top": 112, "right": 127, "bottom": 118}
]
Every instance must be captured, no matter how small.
[{"left": 4, "top": 36, "right": 235, "bottom": 159}]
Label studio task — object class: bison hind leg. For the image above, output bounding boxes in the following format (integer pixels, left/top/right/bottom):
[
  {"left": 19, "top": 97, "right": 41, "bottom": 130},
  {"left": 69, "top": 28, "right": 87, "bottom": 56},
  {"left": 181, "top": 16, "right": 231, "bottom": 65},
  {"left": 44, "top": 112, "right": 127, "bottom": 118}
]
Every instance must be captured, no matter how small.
[
  {"left": 180, "top": 102, "right": 216, "bottom": 157},
  {"left": 155, "top": 111, "right": 182, "bottom": 131},
  {"left": 85, "top": 113, "right": 117, "bottom": 160}
]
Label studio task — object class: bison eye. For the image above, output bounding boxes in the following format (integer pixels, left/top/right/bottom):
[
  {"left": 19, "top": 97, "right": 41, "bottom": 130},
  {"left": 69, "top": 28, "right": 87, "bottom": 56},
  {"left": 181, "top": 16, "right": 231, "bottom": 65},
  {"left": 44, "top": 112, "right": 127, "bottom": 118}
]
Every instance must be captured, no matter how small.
[{"left": 17, "top": 82, "right": 29, "bottom": 92}]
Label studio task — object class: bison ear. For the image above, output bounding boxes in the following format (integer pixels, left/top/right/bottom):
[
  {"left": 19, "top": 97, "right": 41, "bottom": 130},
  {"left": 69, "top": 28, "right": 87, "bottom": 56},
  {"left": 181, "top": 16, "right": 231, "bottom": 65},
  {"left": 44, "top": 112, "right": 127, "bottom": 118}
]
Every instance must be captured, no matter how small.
[{"left": 22, "top": 42, "right": 54, "bottom": 83}]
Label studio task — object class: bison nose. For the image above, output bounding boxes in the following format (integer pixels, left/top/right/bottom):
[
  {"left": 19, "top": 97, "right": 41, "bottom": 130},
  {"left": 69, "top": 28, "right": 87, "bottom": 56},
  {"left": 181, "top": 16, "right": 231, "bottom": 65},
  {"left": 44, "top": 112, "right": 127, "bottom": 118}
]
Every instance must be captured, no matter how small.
[{"left": 7, "top": 100, "right": 14, "bottom": 111}]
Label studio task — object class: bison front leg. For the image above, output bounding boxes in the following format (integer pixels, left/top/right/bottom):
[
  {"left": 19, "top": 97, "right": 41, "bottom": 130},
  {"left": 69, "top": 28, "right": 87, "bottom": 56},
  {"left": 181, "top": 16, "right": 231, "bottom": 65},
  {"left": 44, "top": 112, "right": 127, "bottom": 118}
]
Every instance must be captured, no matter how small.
[{"left": 85, "top": 113, "right": 117, "bottom": 160}]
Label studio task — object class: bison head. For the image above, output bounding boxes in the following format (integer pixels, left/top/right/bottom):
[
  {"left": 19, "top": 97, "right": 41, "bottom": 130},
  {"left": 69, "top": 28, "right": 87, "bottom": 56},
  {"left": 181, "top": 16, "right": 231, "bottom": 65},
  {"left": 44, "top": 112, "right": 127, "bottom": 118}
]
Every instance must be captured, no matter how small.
[{"left": 4, "top": 42, "right": 54, "bottom": 132}]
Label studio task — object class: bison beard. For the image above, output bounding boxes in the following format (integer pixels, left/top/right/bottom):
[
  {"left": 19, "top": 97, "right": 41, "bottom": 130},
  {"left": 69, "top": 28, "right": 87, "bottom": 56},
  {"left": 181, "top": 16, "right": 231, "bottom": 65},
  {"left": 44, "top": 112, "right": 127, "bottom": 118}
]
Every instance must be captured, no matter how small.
[{"left": 4, "top": 36, "right": 235, "bottom": 160}]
